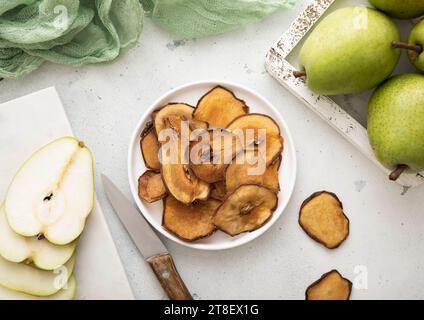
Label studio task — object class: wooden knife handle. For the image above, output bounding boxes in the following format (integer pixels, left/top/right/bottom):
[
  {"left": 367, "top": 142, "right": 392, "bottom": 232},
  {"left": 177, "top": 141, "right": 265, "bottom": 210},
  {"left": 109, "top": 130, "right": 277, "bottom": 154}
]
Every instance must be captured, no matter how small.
[{"left": 147, "top": 253, "right": 193, "bottom": 300}]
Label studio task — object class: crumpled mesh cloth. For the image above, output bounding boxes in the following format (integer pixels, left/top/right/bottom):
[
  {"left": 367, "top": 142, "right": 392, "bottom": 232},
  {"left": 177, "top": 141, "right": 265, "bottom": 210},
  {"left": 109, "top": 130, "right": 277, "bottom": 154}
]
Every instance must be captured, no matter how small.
[
  {"left": 143, "top": 0, "right": 296, "bottom": 38},
  {"left": 0, "top": 0, "right": 295, "bottom": 79}
]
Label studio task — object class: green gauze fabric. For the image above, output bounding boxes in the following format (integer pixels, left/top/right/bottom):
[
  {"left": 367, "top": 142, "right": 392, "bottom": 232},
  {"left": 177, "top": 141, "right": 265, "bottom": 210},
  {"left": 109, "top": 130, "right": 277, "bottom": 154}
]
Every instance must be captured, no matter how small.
[
  {"left": 0, "top": 0, "right": 295, "bottom": 79},
  {"left": 141, "top": 0, "right": 296, "bottom": 38},
  {"left": 0, "top": 0, "right": 143, "bottom": 79}
]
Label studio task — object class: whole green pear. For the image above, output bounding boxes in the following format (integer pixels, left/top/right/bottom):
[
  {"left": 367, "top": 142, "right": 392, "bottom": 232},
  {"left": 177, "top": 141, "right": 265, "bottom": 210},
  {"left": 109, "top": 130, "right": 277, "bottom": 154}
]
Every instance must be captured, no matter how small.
[
  {"left": 405, "top": 19, "right": 424, "bottom": 71},
  {"left": 368, "top": 0, "right": 424, "bottom": 19},
  {"left": 368, "top": 74, "right": 424, "bottom": 180},
  {"left": 299, "top": 7, "right": 401, "bottom": 95}
]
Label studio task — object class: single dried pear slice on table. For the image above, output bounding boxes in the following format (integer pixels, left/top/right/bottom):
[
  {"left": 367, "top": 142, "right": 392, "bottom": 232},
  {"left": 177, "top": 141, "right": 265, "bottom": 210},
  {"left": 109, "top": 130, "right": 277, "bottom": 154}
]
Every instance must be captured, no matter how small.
[
  {"left": 299, "top": 191, "right": 349, "bottom": 249},
  {"left": 306, "top": 270, "right": 352, "bottom": 300},
  {"left": 225, "top": 150, "right": 281, "bottom": 193},
  {"left": 0, "top": 205, "right": 76, "bottom": 271},
  {"left": 140, "top": 121, "right": 161, "bottom": 171},
  {"left": 213, "top": 184, "right": 278, "bottom": 237},
  {"left": 226, "top": 113, "right": 284, "bottom": 166},
  {"left": 194, "top": 86, "right": 249, "bottom": 128},
  {"left": 163, "top": 196, "right": 220, "bottom": 241},
  {"left": 190, "top": 129, "right": 243, "bottom": 183},
  {"left": 138, "top": 170, "right": 167, "bottom": 203}
]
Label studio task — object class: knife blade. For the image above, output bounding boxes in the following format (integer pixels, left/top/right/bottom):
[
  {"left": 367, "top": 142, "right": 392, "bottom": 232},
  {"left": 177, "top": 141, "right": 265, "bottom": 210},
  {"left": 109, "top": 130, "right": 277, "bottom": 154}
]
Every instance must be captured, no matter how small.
[
  {"left": 101, "top": 174, "right": 192, "bottom": 300},
  {"left": 101, "top": 174, "right": 167, "bottom": 258}
]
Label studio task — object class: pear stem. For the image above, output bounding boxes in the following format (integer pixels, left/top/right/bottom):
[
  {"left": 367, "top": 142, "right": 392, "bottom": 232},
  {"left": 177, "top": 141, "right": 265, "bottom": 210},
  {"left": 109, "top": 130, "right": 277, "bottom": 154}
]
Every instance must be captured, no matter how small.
[
  {"left": 389, "top": 164, "right": 409, "bottom": 181},
  {"left": 391, "top": 41, "right": 423, "bottom": 54},
  {"left": 293, "top": 70, "right": 306, "bottom": 78}
]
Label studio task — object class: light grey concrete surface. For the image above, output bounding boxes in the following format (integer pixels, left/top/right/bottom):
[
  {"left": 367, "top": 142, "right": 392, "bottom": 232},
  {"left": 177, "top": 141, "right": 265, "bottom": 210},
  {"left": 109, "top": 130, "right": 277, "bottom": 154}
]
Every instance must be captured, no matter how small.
[{"left": 1, "top": 1, "right": 424, "bottom": 299}]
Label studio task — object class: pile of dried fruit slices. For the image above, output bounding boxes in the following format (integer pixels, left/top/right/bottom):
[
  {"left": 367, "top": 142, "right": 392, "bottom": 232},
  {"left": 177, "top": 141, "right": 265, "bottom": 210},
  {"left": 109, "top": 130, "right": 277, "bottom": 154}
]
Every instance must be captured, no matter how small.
[{"left": 138, "top": 86, "right": 284, "bottom": 241}]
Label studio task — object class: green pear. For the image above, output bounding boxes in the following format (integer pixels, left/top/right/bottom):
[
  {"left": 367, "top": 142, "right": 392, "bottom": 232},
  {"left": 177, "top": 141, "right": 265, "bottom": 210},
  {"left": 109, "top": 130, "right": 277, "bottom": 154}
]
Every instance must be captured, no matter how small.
[
  {"left": 298, "top": 7, "right": 401, "bottom": 95},
  {"left": 368, "top": 0, "right": 424, "bottom": 19},
  {"left": 391, "top": 20, "right": 424, "bottom": 71},
  {"left": 368, "top": 74, "right": 424, "bottom": 181},
  {"left": 5, "top": 137, "right": 94, "bottom": 245}
]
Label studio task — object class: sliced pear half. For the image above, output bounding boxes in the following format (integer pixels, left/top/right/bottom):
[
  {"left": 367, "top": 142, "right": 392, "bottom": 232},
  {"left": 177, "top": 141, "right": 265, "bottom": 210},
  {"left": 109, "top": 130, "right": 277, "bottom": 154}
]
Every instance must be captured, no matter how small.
[
  {"left": 0, "top": 205, "right": 76, "bottom": 270},
  {"left": 5, "top": 137, "right": 94, "bottom": 245},
  {"left": 0, "top": 252, "right": 76, "bottom": 296},
  {"left": 0, "top": 275, "right": 76, "bottom": 300}
]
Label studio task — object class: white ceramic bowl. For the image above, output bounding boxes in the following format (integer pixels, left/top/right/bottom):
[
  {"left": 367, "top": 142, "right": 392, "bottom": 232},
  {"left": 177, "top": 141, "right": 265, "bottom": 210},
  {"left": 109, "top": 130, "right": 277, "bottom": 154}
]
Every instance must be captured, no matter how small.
[{"left": 128, "top": 81, "right": 296, "bottom": 250}]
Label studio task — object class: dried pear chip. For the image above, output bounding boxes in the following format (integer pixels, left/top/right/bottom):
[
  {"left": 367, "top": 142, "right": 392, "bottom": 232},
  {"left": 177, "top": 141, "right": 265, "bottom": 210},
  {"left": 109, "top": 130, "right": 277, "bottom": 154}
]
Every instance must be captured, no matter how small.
[
  {"left": 299, "top": 191, "right": 349, "bottom": 249},
  {"left": 264, "top": 135, "right": 284, "bottom": 165},
  {"left": 193, "top": 177, "right": 211, "bottom": 201},
  {"left": 163, "top": 196, "right": 220, "bottom": 241},
  {"left": 226, "top": 113, "right": 284, "bottom": 165},
  {"left": 140, "top": 122, "right": 161, "bottom": 171},
  {"left": 160, "top": 141, "right": 210, "bottom": 204},
  {"left": 226, "top": 113, "right": 281, "bottom": 136},
  {"left": 194, "top": 86, "right": 249, "bottom": 128},
  {"left": 190, "top": 129, "right": 242, "bottom": 183},
  {"left": 213, "top": 184, "right": 278, "bottom": 236},
  {"left": 226, "top": 150, "right": 281, "bottom": 193},
  {"left": 161, "top": 163, "right": 210, "bottom": 204},
  {"left": 306, "top": 270, "right": 352, "bottom": 300},
  {"left": 189, "top": 119, "right": 209, "bottom": 131},
  {"left": 263, "top": 156, "right": 281, "bottom": 192},
  {"left": 153, "top": 103, "right": 194, "bottom": 136},
  {"left": 138, "top": 171, "right": 167, "bottom": 203},
  {"left": 211, "top": 181, "right": 227, "bottom": 201},
  {"left": 156, "top": 106, "right": 211, "bottom": 204}
]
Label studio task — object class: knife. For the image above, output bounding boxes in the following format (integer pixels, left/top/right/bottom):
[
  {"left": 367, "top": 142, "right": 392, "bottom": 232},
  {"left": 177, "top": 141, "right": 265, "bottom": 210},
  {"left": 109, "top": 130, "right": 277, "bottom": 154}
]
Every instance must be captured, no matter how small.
[{"left": 101, "top": 174, "right": 193, "bottom": 300}]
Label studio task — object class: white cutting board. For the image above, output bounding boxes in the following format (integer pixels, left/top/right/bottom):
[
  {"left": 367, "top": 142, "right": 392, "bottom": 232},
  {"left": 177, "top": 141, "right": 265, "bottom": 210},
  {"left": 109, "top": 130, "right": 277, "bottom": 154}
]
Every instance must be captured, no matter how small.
[{"left": 0, "top": 87, "right": 134, "bottom": 300}]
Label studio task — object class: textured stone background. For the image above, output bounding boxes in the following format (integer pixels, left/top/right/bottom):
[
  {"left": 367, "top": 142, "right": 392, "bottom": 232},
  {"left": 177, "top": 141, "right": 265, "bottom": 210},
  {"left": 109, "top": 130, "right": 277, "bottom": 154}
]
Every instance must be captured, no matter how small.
[{"left": 1, "top": 0, "right": 423, "bottom": 299}]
